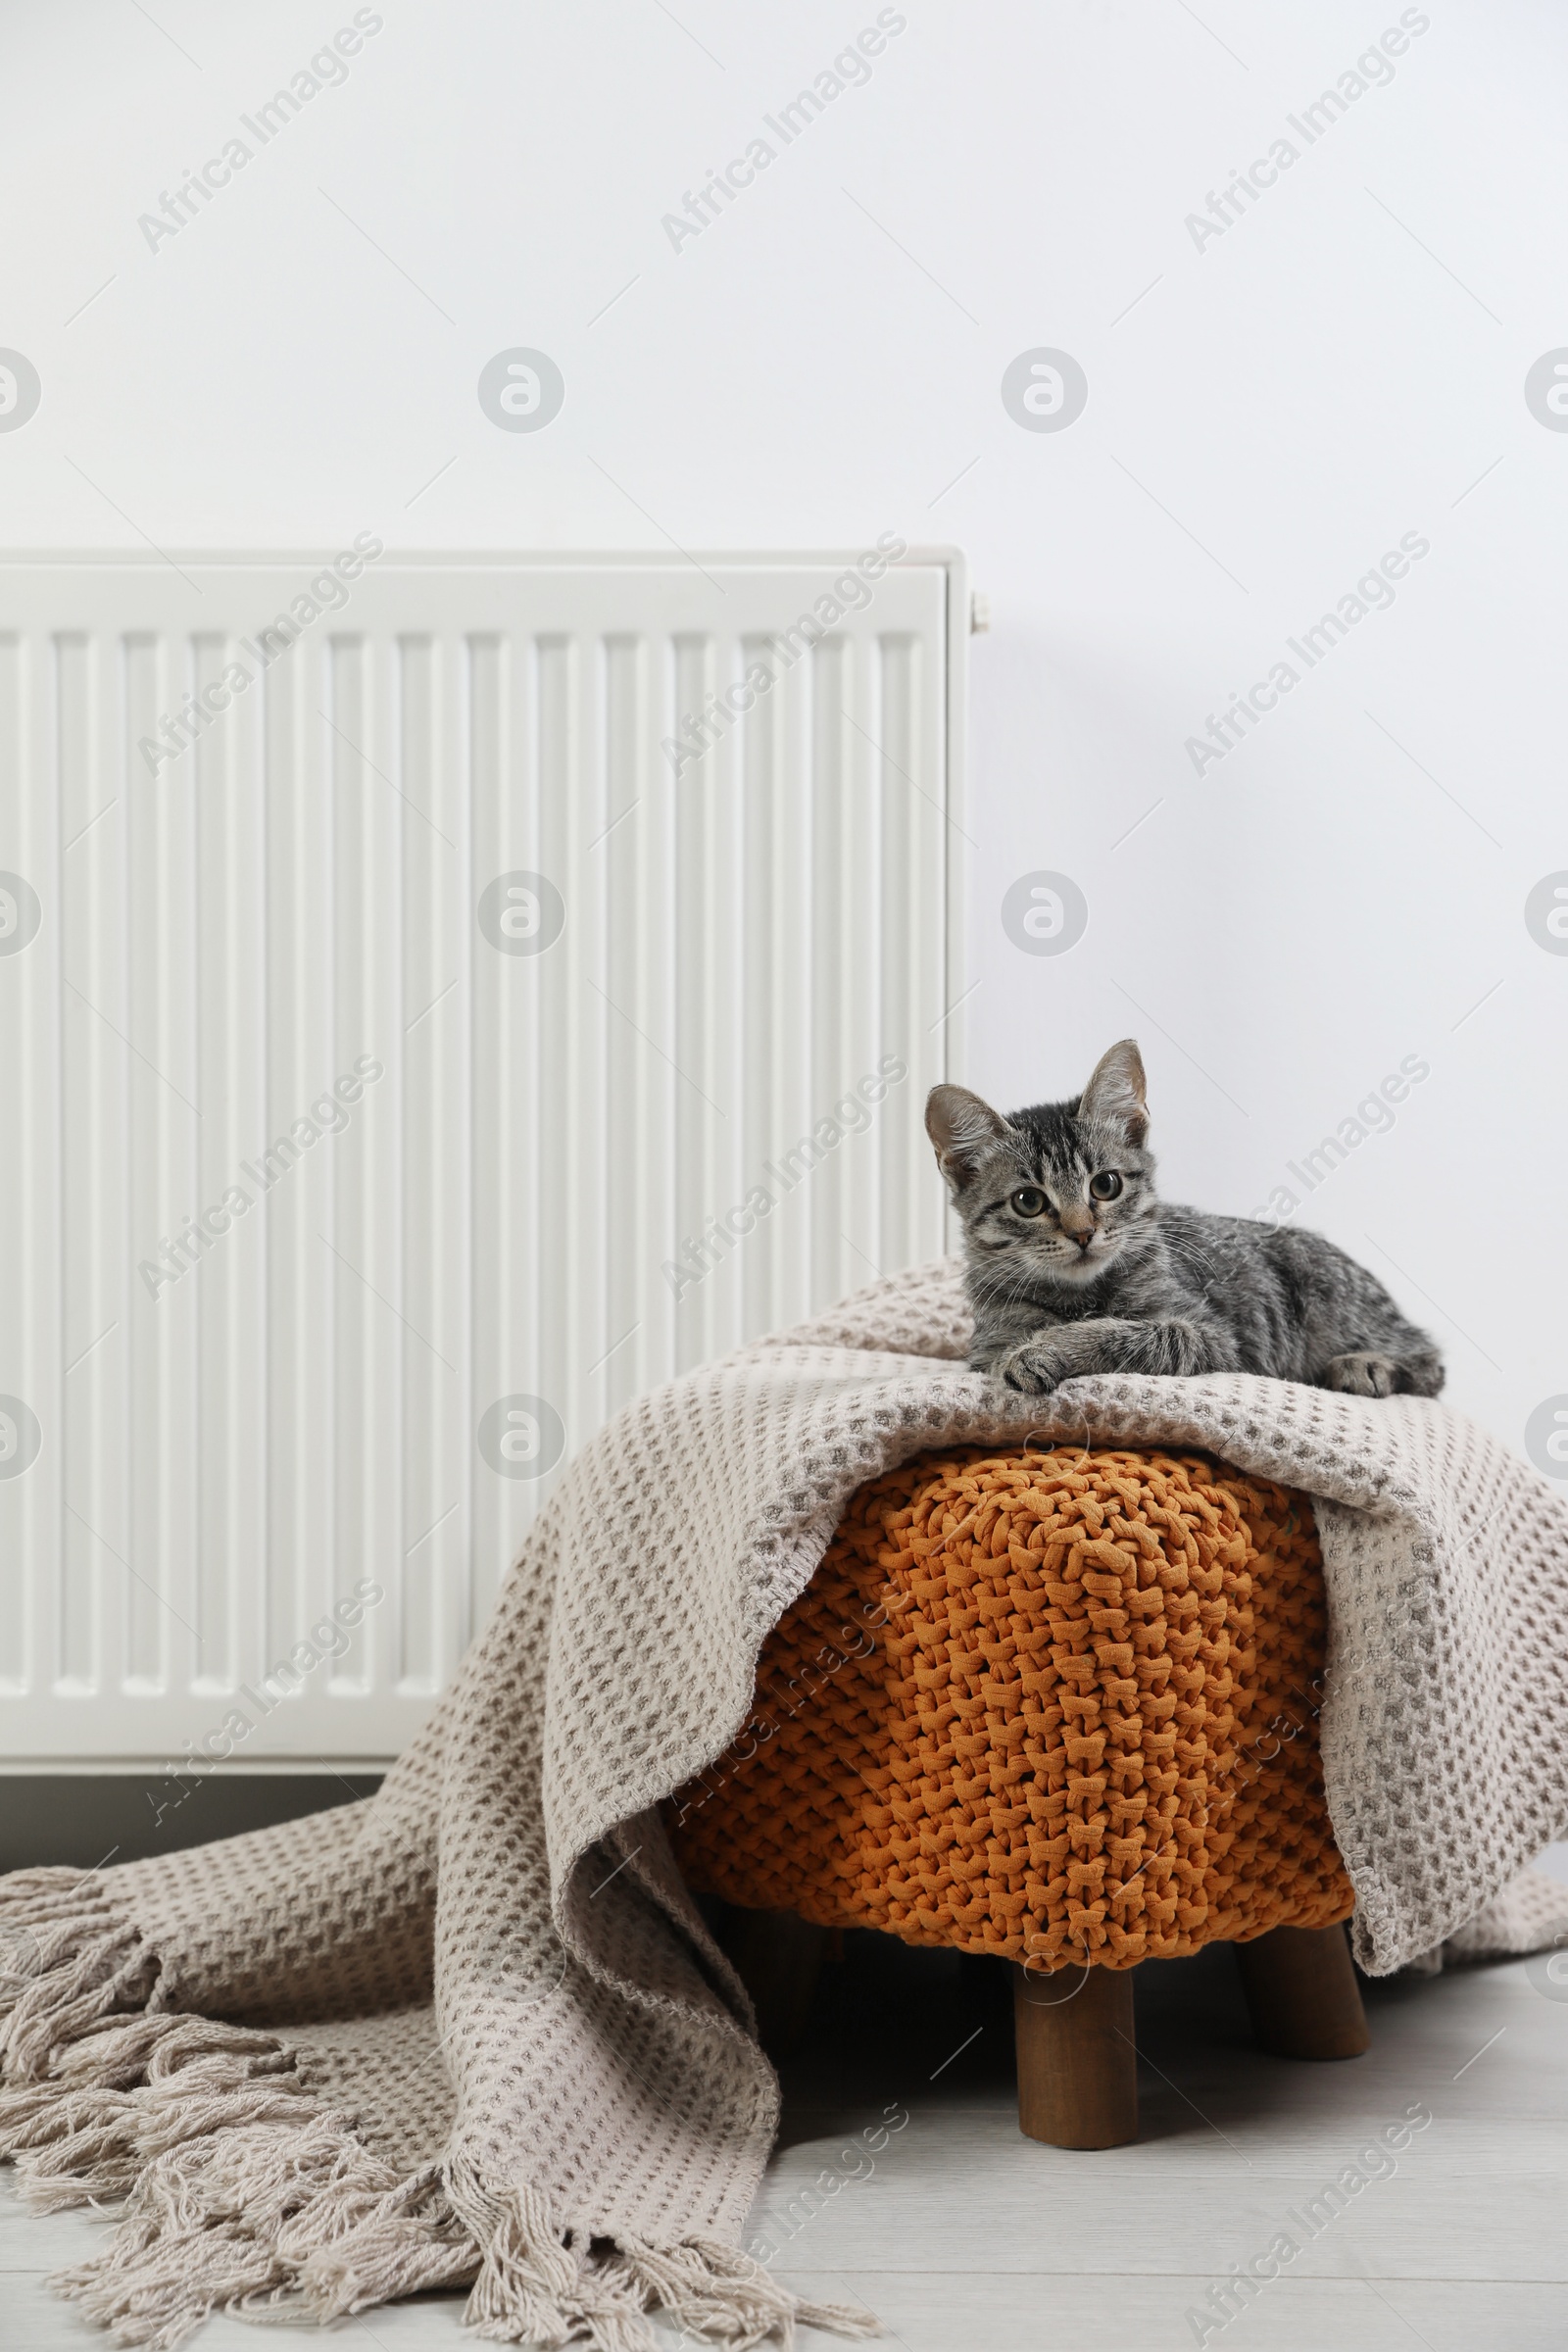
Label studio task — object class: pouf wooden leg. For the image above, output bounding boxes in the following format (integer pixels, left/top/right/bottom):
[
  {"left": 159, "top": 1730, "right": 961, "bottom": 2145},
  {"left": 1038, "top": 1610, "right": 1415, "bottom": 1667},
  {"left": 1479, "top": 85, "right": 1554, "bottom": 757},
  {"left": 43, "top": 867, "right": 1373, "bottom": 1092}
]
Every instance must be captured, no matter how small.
[
  {"left": 1012, "top": 1963, "right": 1138, "bottom": 2147},
  {"left": 722, "top": 1907, "right": 827, "bottom": 2056},
  {"left": 1234, "top": 1923, "right": 1370, "bottom": 2060}
]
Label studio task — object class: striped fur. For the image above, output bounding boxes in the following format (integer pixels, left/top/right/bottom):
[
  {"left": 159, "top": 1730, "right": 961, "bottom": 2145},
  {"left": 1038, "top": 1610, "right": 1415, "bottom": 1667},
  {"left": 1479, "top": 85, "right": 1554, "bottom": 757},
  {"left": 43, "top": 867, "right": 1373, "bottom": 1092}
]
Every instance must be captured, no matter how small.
[{"left": 926, "top": 1040, "right": 1444, "bottom": 1398}]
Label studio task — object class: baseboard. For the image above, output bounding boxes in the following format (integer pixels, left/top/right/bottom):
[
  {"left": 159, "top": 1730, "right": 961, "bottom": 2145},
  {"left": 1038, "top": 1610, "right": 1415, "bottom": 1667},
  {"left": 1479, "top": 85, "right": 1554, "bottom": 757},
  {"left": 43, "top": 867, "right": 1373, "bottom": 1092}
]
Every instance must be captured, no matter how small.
[{"left": 0, "top": 1772, "right": 384, "bottom": 1873}]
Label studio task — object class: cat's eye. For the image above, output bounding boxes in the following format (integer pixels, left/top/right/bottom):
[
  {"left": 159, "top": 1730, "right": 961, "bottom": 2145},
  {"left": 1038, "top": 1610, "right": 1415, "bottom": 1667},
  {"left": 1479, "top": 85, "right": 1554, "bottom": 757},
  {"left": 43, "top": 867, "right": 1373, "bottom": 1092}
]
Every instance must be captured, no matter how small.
[
  {"left": 1089, "top": 1171, "right": 1123, "bottom": 1201},
  {"left": 1009, "top": 1186, "right": 1048, "bottom": 1218}
]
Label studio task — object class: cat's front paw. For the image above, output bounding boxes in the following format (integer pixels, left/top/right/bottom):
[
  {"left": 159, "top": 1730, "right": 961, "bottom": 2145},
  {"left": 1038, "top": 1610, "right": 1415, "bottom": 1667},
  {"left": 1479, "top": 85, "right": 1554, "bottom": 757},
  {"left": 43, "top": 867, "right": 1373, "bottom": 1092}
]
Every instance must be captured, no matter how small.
[
  {"left": 1323, "top": 1350, "right": 1397, "bottom": 1397},
  {"left": 994, "top": 1339, "right": 1069, "bottom": 1395}
]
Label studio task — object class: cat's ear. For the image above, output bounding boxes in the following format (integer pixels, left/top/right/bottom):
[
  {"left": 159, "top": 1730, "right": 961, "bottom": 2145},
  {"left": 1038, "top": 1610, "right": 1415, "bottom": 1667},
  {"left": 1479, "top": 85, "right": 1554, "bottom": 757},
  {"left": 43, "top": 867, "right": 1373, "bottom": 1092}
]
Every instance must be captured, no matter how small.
[
  {"left": 1078, "top": 1039, "right": 1149, "bottom": 1147},
  {"left": 925, "top": 1084, "right": 1013, "bottom": 1193}
]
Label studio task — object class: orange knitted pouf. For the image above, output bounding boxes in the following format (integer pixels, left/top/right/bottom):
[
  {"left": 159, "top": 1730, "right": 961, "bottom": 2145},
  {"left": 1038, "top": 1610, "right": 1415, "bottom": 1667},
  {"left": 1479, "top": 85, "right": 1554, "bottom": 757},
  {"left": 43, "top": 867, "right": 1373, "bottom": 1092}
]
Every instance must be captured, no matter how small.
[{"left": 671, "top": 1446, "right": 1353, "bottom": 1972}]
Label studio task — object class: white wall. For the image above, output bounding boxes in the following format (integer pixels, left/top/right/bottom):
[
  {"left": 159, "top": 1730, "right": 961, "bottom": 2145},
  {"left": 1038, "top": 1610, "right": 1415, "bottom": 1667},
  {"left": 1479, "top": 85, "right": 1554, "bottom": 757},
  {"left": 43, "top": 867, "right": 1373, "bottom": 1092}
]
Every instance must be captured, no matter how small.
[{"left": 5, "top": 0, "right": 1565, "bottom": 1458}]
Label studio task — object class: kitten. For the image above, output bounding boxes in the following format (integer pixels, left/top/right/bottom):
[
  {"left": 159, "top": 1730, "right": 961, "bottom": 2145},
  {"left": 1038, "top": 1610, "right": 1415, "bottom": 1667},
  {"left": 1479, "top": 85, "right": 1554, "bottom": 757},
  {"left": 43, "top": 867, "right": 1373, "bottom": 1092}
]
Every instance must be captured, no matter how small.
[{"left": 926, "top": 1038, "right": 1444, "bottom": 1398}]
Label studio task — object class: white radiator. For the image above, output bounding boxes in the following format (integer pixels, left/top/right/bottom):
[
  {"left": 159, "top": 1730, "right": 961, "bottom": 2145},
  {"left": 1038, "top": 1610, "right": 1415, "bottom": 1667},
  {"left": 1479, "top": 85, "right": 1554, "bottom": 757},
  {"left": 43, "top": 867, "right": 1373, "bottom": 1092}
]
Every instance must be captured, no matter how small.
[{"left": 0, "top": 548, "right": 966, "bottom": 1769}]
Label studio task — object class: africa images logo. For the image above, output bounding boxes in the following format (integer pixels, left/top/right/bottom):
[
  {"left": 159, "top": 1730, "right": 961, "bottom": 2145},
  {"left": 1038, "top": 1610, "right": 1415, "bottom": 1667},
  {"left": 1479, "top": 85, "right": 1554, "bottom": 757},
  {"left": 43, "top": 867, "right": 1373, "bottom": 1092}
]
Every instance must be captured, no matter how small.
[{"left": 1002, "top": 872, "right": 1089, "bottom": 956}]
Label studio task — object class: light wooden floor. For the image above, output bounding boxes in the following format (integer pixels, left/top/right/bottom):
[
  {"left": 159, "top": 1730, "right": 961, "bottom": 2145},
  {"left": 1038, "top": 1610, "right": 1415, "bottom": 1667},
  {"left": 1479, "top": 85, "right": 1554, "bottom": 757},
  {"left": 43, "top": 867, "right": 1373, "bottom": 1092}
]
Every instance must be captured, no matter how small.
[{"left": 7, "top": 1854, "right": 1567, "bottom": 2351}]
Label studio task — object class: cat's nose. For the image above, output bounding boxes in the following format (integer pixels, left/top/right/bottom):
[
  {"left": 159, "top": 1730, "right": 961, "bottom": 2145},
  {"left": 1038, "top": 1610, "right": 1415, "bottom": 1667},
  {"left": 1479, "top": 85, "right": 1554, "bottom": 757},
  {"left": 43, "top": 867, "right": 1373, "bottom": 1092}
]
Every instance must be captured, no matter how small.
[{"left": 1067, "top": 1228, "right": 1095, "bottom": 1251}]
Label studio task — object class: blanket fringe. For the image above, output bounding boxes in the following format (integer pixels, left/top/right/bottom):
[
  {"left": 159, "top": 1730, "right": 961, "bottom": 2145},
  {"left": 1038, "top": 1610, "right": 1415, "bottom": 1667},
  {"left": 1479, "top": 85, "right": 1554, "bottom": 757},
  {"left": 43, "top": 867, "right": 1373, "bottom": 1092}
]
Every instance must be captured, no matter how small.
[
  {"left": 0, "top": 1876, "right": 878, "bottom": 2348},
  {"left": 0, "top": 1866, "right": 159, "bottom": 2083},
  {"left": 621, "top": 2233, "right": 883, "bottom": 2349}
]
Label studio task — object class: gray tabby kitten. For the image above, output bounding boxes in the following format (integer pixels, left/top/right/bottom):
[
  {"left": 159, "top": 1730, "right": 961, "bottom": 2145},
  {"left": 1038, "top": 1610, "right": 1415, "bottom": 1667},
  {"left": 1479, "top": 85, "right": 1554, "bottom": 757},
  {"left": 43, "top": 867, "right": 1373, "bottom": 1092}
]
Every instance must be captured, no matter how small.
[{"left": 927, "top": 1039, "right": 1444, "bottom": 1398}]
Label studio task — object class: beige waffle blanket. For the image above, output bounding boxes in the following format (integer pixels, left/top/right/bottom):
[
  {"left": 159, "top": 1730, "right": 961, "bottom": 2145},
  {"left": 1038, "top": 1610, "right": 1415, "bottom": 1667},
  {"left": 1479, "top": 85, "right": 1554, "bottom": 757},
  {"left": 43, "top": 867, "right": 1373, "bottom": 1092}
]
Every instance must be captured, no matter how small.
[{"left": 3, "top": 1258, "right": 1565, "bottom": 2347}]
